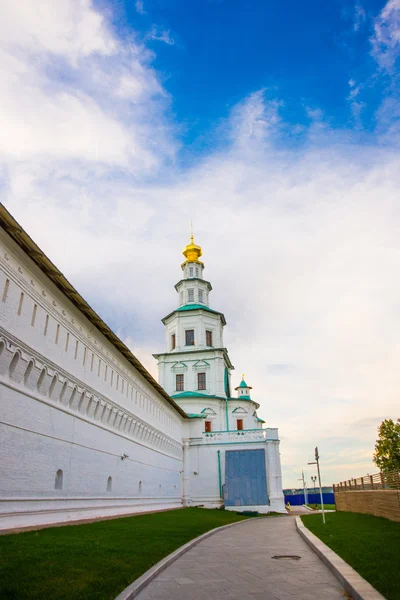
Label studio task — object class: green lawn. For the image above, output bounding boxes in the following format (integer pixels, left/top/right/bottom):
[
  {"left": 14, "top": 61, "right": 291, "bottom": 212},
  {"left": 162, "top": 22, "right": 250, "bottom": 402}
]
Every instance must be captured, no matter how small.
[
  {"left": 302, "top": 512, "right": 400, "bottom": 600},
  {"left": 0, "top": 508, "right": 249, "bottom": 600},
  {"left": 306, "top": 504, "right": 336, "bottom": 510}
]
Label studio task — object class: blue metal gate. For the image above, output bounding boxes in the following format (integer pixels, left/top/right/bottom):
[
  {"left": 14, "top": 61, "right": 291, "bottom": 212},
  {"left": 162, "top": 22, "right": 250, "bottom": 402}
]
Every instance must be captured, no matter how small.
[{"left": 224, "top": 449, "right": 268, "bottom": 506}]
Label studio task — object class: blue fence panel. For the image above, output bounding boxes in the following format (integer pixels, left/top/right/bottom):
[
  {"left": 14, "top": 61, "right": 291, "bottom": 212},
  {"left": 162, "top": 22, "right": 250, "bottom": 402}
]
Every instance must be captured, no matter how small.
[{"left": 284, "top": 493, "right": 335, "bottom": 506}]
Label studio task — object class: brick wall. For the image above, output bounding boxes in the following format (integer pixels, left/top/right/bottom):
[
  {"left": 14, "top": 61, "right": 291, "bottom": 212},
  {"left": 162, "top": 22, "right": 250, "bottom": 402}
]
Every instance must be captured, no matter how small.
[{"left": 335, "top": 490, "right": 400, "bottom": 522}]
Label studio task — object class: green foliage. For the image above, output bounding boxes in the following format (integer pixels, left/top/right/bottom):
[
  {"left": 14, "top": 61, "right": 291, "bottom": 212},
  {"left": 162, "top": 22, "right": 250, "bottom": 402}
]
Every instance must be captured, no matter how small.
[
  {"left": 302, "top": 512, "right": 400, "bottom": 599},
  {"left": 373, "top": 418, "right": 400, "bottom": 473},
  {"left": 0, "top": 508, "right": 249, "bottom": 600}
]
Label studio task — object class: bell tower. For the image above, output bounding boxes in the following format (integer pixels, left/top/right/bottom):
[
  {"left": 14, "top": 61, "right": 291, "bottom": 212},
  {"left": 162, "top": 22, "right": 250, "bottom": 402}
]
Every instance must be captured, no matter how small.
[{"left": 153, "top": 232, "right": 234, "bottom": 421}]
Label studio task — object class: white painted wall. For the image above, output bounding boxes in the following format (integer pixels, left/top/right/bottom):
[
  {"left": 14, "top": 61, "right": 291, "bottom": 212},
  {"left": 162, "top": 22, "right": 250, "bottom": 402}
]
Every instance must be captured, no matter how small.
[
  {"left": 164, "top": 310, "right": 224, "bottom": 353},
  {"left": 187, "top": 432, "right": 285, "bottom": 513},
  {"left": 0, "top": 224, "right": 285, "bottom": 529},
  {"left": 0, "top": 229, "right": 185, "bottom": 529}
]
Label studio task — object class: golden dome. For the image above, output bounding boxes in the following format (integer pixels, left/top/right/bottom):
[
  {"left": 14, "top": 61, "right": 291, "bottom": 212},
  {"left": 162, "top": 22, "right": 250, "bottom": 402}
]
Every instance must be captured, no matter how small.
[{"left": 181, "top": 233, "right": 204, "bottom": 266}]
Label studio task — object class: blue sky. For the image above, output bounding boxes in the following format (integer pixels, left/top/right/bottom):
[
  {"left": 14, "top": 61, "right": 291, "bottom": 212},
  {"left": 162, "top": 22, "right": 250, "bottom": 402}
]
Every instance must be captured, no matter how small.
[
  {"left": 105, "top": 0, "right": 390, "bottom": 152},
  {"left": 1, "top": 0, "right": 400, "bottom": 487}
]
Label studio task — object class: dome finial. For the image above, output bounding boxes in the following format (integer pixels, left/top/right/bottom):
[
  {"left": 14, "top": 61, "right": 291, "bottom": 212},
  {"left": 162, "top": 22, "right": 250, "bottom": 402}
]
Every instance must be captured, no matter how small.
[
  {"left": 190, "top": 220, "right": 194, "bottom": 244},
  {"left": 181, "top": 225, "right": 203, "bottom": 266}
]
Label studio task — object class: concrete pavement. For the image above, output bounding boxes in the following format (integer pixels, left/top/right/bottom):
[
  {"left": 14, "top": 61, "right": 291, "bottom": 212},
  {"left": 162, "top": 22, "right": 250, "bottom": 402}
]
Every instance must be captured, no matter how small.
[{"left": 134, "top": 516, "right": 347, "bottom": 600}]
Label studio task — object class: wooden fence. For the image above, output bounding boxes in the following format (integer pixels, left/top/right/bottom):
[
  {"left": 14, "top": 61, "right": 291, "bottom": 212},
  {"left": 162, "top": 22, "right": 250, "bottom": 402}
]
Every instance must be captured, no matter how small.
[
  {"left": 333, "top": 471, "right": 400, "bottom": 492},
  {"left": 333, "top": 471, "right": 400, "bottom": 522}
]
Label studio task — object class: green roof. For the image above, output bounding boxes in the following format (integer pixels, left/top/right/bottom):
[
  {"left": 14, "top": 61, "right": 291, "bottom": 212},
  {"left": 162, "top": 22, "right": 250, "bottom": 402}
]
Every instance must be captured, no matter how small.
[
  {"left": 234, "top": 379, "right": 252, "bottom": 391},
  {"left": 162, "top": 304, "right": 227, "bottom": 326},
  {"left": 177, "top": 304, "right": 221, "bottom": 316},
  {"left": 257, "top": 417, "right": 266, "bottom": 423},
  {"left": 171, "top": 391, "right": 227, "bottom": 400},
  {"left": 186, "top": 413, "right": 207, "bottom": 419}
]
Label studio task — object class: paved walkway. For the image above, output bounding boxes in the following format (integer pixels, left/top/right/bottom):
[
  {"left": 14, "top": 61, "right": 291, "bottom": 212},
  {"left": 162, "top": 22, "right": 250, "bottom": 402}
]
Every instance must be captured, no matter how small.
[{"left": 135, "top": 516, "right": 347, "bottom": 600}]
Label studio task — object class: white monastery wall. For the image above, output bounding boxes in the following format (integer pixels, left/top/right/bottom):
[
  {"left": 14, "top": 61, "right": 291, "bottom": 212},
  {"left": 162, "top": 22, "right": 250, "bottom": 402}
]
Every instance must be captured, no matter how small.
[{"left": 0, "top": 229, "right": 184, "bottom": 529}]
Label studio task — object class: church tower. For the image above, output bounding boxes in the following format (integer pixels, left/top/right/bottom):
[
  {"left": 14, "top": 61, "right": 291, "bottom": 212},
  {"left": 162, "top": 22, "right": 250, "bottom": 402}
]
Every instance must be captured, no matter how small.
[
  {"left": 154, "top": 232, "right": 285, "bottom": 513},
  {"left": 153, "top": 234, "right": 234, "bottom": 430}
]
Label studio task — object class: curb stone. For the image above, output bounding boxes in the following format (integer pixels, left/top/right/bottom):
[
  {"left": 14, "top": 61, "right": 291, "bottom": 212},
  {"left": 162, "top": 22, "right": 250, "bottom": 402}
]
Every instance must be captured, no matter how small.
[
  {"left": 295, "top": 517, "right": 385, "bottom": 600},
  {"left": 114, "top": 517, "right": 256, "bottom": 600}
]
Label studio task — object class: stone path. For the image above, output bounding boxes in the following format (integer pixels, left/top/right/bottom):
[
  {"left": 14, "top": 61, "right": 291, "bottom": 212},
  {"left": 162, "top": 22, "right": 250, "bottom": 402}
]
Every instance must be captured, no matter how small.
[{"left": 135, "top": 516, "right": 347, "bottom": 600}]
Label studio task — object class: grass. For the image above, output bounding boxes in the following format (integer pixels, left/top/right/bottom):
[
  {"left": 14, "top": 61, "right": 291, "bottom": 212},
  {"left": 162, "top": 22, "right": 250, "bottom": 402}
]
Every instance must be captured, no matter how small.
[
  {"left": 306, "top": 503, "right": 336, "bottom": 510},
  {"left": 0, "top": 508, "right": 249, "bottom": 600},
  {"left": 301, "top": 512, "right": 400, "bottom": 600}
]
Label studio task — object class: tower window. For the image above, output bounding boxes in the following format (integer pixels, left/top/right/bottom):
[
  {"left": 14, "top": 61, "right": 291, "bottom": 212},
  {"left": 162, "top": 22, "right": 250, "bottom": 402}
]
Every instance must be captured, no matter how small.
[
  {"left": 198, "top": 289, "right": 204, "bottom": 303},
  {"left": 237, "top": 419, "right": 244, "bottom": 431},
  {"left": 171, "top": 333, "right": 176, "bottom": 350},
  {"left": 197, "top": 372, "right": 206, "bottom": 390},
  {"left": 205, "top": 420, "right": 212, "bottom": 432},
  {"left": 188, "top": 288, "right": 194, "bottom": 302},
  {"left": 185, "top": 329, "right": 195, "bottom": 346},
  {"left": 189, "top": 267, "right": 193, "bottom": 277},
  {"left": 206, "top": 330, "right": 213, "bottom": 347},
  {"left": 176, "top": 374, "right": 184, "bottom": 391},
  {"left": 195, "top": 267, "right": 199, "bottom": 277}
]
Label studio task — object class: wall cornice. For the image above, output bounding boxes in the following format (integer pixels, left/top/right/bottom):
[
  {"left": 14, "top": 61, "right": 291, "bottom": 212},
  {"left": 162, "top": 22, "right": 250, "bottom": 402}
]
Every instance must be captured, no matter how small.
[{"left": 0, "top": 328, "right": 182, "bottom": 460}]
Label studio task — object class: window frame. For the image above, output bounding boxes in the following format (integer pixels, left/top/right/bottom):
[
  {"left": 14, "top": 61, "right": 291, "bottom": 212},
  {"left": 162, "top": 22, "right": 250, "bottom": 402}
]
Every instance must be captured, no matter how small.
[
  {"left": 237, "top": 418, "right": 244, "bottom": 431},
  {"left": 185, "top": 329, "right": 195, "bottom": 346},
  {"left": 171, "top": 333, "right": 176, "bottom": 350},
  {"left": 205, "top": 420, "right": 212, "bottom": 432},
  {"left": 176, "top": 373, "right": 184, "bottom": 391},
  {"left": 206, "top": 330, "right": 213, "bottom": 347},
  {"left": 198, "top": 289, "right": 204, "bottom": 303},
  {"left": 188, "top": 288, "right": 195, "bottom": 303},
  {"left": 197, "top": 371, "right": 206, "bottom": 390}
]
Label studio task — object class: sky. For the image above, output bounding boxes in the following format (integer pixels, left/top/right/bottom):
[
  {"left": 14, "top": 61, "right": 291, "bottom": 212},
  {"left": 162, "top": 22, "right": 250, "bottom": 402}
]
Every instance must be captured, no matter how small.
[{"left": 1, "top": 0, "right": 400, "bottom": 488}]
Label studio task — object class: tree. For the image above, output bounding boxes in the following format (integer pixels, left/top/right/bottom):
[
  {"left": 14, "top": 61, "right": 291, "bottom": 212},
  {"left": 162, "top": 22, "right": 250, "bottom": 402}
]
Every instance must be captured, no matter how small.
[{"left": 373, "top": 418, "right": 400, "bottom": 473}]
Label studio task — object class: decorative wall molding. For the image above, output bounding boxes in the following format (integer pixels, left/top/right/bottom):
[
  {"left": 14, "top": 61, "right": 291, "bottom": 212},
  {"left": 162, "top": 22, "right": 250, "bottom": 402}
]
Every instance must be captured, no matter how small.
[
  {"left": 0, "top": 328, "right": 182, "bottom": 460},
  {"left": 0, "top": 239, "right": 181, "bottom": 431}
]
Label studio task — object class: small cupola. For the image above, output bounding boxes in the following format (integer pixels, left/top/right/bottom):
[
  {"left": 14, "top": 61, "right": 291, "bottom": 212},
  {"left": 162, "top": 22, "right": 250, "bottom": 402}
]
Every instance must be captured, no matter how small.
[{"left": 234, "top": 374, "right": 252, "bottom": 400}]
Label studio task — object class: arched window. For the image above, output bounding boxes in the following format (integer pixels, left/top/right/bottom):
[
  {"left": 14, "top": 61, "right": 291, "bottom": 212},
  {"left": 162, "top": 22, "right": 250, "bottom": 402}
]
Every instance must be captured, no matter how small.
[
  {"left": 107, "top": 476, "right": 112, "bottom": 492},
  {"left": 55, "top": 469, "right": 63, "bottom": 490}
]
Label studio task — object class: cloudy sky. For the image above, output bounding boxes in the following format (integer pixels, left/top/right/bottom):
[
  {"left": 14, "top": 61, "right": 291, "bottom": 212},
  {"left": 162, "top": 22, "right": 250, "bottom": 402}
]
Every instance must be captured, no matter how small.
[{"left": 1, "top": 0, "right": 400, "bottom": 487}]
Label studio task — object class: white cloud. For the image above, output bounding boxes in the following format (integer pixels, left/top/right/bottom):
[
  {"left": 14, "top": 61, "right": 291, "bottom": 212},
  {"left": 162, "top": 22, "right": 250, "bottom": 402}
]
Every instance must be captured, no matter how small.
[
  {"left": 135, "top": 1, "right": 147, "bottom": 15},
  {"left": 370, "top": 0, "right": 400, "bottom": 71},
  {"left": 0, "top": 0, "right": 175, "bottom": 171},
  {"left": 353, "top": 3, "right": 366, "bottom": 31},
  {"left": 148, "top": 25, "right": 175, "bottom": 45},
  {"left": 0, "top": 0, "right": 115, "bottom": 62},
  {"left": 1, "top": 2, "right": 400, "bottom": 488}
]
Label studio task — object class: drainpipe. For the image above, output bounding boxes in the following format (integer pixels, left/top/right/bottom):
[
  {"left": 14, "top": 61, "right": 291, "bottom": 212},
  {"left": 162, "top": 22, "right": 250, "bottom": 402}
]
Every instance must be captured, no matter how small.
[
  {"left": 217, "top": 450, "right": 223, "bottom": 498},
  {"left": 225, "top": 397, "right": 229, "bottom": 431},
  {"left": 182, "top": 438, "right": 191, "bottom": 506}
]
